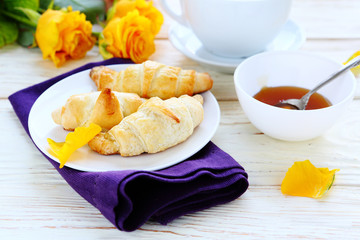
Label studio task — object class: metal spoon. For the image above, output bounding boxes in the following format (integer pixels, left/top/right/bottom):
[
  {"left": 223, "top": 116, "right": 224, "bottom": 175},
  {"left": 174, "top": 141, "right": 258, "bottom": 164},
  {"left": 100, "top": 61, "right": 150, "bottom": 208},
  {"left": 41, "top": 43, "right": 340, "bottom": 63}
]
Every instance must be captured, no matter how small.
[{"left": 275, "top": 57, "right": 360, "bottom": 110}]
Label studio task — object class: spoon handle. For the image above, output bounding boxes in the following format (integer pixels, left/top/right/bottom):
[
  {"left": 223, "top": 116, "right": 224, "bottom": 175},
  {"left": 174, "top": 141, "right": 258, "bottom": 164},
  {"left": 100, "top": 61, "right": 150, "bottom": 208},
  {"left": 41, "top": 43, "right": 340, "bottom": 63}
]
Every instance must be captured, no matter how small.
[{"left": 302, "top": 56, "right": 360, "bottom": 102}]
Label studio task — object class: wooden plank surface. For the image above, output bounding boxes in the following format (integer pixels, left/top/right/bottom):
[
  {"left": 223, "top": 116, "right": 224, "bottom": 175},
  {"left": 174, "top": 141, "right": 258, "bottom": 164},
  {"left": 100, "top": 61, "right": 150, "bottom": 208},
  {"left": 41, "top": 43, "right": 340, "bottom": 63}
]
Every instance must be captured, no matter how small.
[{"left": 1, "top": 0, "right": 360, "bottom": 239}]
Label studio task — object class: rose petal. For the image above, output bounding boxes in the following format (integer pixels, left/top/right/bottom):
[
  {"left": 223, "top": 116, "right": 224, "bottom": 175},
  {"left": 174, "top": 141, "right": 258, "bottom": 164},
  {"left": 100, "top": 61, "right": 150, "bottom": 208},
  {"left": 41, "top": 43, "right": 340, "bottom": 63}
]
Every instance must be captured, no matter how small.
[
  {"left": 101, "top": 10, "right": 155, "bottom": 63},
  {"left": 47, "top": 123, "right": 102, "bottom": 168},
  {"left": 35, "top": 8, "right": 95, "bottom": 67},
  {"left": 281, "top": 160, "right": 339, "bottom": 199}
]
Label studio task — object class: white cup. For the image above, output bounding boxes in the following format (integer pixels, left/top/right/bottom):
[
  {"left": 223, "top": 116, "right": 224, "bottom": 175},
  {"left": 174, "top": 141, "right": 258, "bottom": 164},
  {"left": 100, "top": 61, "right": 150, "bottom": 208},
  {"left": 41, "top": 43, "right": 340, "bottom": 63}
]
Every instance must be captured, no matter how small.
[{"left": 161, "top": 0, "right": 292, "bottom": 58}]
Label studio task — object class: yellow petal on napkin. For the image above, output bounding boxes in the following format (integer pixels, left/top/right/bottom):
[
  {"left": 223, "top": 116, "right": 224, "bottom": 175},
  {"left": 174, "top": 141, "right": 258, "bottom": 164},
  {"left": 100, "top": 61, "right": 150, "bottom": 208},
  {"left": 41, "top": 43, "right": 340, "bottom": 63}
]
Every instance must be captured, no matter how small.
[
  {"left": 344, "top": 50, "right": 360, "bottom": 76},
  {"left": 47, "top": 123, "right": 102, "bottom": 168},
  {"left": 281, "top": 160, "right": 339, "bottom": 199}
]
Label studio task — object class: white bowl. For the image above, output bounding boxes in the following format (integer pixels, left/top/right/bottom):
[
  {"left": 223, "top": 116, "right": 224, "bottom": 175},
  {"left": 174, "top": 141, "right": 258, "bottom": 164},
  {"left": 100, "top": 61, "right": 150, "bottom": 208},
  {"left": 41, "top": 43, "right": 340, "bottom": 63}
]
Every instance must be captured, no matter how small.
[{"left": 234, "top": 51, "right": 357, "bottom": 141}]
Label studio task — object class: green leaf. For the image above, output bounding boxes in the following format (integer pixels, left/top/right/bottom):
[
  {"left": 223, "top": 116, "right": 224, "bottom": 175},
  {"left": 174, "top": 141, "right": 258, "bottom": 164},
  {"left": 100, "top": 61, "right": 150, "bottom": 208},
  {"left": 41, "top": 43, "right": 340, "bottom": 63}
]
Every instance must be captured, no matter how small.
[
  {"left": 106, "top": 4, "right": 115, "bottom": 22},
  {"left": 1, "top": 0, "right": 40, "bottom": 27},
  {"left": 2, "top": 0, "right": 39, "bottom": 15},
  {"left": 106, "top": 0, "right": 118, "bottom": 21},
  {"left": 0, "top": 10, "right": 37, "bottom": 27},
  {"left": 0, "top": 14, "right": 19, "bottom": 47},
  {"left": 53, "top": 0, "right": 105, "bottom": 23},
  {"left": 15, "top": 7, "right": 41, "bottom": 25},
  {"left": 39, "top": 0, "right": 54, "bottom": 10}
]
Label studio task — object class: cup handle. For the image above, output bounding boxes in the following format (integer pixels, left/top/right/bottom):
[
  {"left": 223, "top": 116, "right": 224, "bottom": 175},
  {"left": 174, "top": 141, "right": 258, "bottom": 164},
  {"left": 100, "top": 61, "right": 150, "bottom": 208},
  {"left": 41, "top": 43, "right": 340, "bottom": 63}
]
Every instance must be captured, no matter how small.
[{"left": 159, "top": 0, "right": 188, "bottom": 26}]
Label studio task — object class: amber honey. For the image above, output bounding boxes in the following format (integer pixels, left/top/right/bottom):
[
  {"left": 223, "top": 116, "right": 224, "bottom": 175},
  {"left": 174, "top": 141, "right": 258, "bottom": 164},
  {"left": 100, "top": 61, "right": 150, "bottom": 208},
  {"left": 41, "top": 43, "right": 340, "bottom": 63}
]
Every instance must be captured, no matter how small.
[{"left": 253, "top": 86, "right": 332, "bottom": 110}]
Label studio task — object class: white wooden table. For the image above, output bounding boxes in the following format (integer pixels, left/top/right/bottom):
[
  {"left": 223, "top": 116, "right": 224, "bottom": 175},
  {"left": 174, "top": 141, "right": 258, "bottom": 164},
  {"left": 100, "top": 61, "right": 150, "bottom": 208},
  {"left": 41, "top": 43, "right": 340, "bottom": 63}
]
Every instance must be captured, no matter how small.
[{"left": 2, "top": 0, "right": 360, "bottom": 238}]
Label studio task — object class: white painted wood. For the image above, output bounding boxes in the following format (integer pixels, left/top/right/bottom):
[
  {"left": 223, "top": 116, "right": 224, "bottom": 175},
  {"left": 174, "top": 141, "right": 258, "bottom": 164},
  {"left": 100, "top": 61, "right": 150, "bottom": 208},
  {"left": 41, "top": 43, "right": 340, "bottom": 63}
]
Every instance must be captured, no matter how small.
[{"left": 2, "top": 0, "right": 360, "bottom": 239}]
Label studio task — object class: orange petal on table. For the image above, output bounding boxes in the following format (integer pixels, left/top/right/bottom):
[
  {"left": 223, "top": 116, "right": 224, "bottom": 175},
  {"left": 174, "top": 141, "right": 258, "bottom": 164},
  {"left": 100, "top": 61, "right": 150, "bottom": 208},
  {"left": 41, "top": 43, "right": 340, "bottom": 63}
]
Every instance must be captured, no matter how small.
[
  {"left": 47, "top": 123, "right": 102, "bottom": 168},
  {"left": 281, "top": 160, "right": 339, "bottom": 199},
  {"left": 343, "top": 50, "right": 360, "bottom": 76}
]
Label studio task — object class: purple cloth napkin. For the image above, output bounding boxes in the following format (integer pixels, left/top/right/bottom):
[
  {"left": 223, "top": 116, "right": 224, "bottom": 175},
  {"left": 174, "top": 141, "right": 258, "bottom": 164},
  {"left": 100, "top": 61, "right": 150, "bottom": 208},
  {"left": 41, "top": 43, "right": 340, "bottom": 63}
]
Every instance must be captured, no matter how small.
[{"left": 8, "top": 58, "right": 249, "bottom": 232}]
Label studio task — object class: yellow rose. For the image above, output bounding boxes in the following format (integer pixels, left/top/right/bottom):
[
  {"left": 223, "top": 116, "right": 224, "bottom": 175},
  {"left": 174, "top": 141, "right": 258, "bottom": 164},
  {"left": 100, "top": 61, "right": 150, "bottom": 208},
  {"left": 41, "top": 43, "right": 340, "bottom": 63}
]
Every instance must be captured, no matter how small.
[
  {"left": 100, "top": 10, "right": 155, "bottom": 63},
  {"left": 35, "top": 7, "right": 96, "bottom": 67},
  {"left": 112, "top": 0, "right": 163, "bottom": 35}
]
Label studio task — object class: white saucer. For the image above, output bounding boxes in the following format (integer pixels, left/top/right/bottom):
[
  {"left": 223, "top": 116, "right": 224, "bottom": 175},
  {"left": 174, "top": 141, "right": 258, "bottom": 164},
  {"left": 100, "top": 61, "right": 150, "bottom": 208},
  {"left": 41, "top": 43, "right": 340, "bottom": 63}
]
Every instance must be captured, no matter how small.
[{"left": 169, "top": 20, "right": 306, "bottom": 74}]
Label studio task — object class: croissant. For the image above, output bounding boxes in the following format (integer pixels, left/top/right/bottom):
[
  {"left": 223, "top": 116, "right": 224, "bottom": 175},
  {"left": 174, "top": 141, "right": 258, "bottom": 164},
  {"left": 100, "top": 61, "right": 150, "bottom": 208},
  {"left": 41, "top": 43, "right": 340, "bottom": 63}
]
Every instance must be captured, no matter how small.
[
  {"left": 89, "top": 60, "right": 213, "bottom": 99},
  {"left": 88, "top": 94, "right": 204, "bottom": 156},
  {"left": 52, "top": 88, "right": 144, "bottom": 131}
]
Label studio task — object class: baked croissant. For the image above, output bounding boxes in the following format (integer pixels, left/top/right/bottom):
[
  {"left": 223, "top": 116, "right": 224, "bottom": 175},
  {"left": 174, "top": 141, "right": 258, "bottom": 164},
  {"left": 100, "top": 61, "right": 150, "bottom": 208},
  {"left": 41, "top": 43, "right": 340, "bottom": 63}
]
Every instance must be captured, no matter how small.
[
  {"left": 88, "top": 94, "right": 204, "bottom": 156},
  {"left": 52, "top": 88, "right": 144, "bottom": 131},
  {"left": 89, "top": 60, "right": 213, "bottom": 99}
]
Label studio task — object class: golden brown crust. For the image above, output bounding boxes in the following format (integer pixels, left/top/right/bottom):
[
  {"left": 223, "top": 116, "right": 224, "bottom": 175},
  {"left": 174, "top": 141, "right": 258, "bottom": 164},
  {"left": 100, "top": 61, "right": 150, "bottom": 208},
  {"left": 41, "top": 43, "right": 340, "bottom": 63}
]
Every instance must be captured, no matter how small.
[
  {"left": 88, "top": 132, "right": 119, "bottom": 155},
  {"left": 194, "top": 72, "right": 213, "bottom": 94},
  {"left": 52, "top": 89, "right": 144, "bottom": 130},
  {"left": 90, "top": 66, "right": 115, "bottom": 90},
  {"left": 142, "top": 60, "right": 163, "bottom": 98},
  {"left": 176, "top": 70, "right": 196, "bottom": 97},
  {"left": 147, "top": 65, "right": 180, "bottom": 99},
  {"left": 121, "top": 64, "right": 141, "bottom": 94},
  {"left": 192, "top": 94, "right": 204, "bottom": 105},
  {"left": 88, "top": 88, "right": 123, "bottom": 130},
  {"left": 89, "top": 60, "right": 213, "bottom": 99},
  {"left": 145, "top": 101, "right": 180, "bottom": 123},
  {"left": 88, "top": 94, "right": 204, "bottom": 157}
]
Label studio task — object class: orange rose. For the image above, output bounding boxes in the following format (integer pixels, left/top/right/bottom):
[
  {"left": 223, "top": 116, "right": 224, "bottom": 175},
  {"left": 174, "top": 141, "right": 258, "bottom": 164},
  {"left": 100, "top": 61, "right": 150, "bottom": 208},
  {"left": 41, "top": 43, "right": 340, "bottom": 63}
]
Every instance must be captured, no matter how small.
[
  {"left": 111, "top": 0, "right": 163, "bottom": 35},
  {"left": 35, "top": 7, "right": 96, "bottom": 67},
  {"left": 100, "top": 10, "right": 155, "bottom": 63}
]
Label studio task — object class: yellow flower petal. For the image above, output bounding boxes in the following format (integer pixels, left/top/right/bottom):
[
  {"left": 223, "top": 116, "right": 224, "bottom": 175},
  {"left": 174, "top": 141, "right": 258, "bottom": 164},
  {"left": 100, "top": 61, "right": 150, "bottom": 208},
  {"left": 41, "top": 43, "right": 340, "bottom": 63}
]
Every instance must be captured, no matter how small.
[
  {"left": 113, "top": 0, "right": 137, "bottom": 18},
  {"left": 101, "top": 0, "right": 162, "bottom": 63},
  {"left": 112, "top": 0, "right": 164, "bottom": 35},
  {"left": 35, "top": 9, "right": 64, "bottom": 59},
  {"left": 35, "top": 7, "right": 95, "bottom": 67},
  {"left": 343, "top": 50, "right": 360, "bottom": 76},
  {"left": 47, "top": 123, "right": 102, "bottom": 168},
  {"left": 101, "top": 11, "right": 155, "bottom": 63},
  {"left": 281, "top": 160, "right": 339, "bottom": 199},
  {"left": 134, "top": 0, "right": 164, "bottom": 35}
]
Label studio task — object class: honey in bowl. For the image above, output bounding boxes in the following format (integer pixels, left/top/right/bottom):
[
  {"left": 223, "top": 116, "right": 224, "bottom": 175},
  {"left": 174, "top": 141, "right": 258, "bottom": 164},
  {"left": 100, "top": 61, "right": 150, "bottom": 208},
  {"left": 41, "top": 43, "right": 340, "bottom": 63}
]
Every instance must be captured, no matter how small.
[{"left": 253, "top": 86, "right": 332, "bottom": 110}]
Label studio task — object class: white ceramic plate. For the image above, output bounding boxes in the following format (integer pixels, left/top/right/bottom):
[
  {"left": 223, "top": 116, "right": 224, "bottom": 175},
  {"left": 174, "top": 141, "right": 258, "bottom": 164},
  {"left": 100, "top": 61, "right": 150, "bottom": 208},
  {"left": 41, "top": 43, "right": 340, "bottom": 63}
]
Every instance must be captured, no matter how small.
[
  {"left": 169, "top": 20, "right": 306, "bottom": 74},
  {"left": 28, "top": 64, "right": 220, "bottom": 172}
]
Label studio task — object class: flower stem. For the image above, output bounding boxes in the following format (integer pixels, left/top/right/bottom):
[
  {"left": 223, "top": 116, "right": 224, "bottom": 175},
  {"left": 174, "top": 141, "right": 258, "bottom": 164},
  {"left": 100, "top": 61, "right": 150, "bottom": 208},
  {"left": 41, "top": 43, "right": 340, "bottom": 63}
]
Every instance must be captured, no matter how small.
[{"left": 92, "top": 32, "right": 101, "bottom": 39}]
